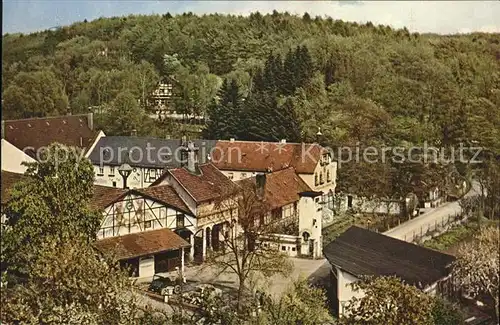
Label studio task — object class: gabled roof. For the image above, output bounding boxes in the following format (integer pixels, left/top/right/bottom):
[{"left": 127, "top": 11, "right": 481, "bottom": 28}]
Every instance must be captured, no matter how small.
[
  {"left": 323, "top": 226, "right": 456, "bottom": 288},
  {"left": 91, "top": 185, "right": 192, "bottom": 215},
  {"left": 2, "top": 114, "right": 98, "bottom": 156},
  {"left": 91, "top": 185, "right": 128, "bottom": 210},
  {"left": 155, "top": 163, "right": 237, "bottom": 204},
  {"left": 1, "top": 170, "right": 27, "bottom": 204},
  {"left": 211, "top": 140, "right": 327, "bottom": 174},
  {"left": 237, "top": 167, "right": 316, "bottom": 210},
  {"left": 137, "top": 185, "right": 191, "bottom": 214},
  {"left": 93, "top": 228, "right": 190, "bottom": 260},
  {"left": 87, "top": 136, "right": 216, "bottom": 168}
]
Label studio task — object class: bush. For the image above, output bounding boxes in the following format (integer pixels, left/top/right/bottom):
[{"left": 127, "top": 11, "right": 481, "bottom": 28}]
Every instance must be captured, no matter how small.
[{"left": 431, "top": 296, "right": 465, "bottom": 325}]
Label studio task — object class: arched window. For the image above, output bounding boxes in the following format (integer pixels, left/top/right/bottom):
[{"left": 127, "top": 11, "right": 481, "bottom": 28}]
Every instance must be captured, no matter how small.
[{"left": 302, "top": 231, "right": 310, "bottom": 242}]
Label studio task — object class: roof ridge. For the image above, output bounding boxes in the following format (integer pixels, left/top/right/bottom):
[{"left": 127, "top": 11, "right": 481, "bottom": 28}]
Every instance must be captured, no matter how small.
[
  {"left": 3, "top": 113, "right": 90, "bottom": 123},
  {"left": 218, "top": 139, "right": 315, "bottom": 146}
]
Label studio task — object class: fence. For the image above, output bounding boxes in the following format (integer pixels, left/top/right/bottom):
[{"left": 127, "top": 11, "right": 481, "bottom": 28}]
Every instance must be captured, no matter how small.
[{"left": 402, "top": 213, "right": 467, "bottom": 243}]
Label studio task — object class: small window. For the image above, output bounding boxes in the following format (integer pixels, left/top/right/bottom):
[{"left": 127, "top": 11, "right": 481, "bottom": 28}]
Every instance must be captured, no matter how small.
[
  {"left": 302, "top": 232, "right": 310, "bottom": 242},
  {"left": 326, "top": 170, "right": 331, "bottom": 182},
  {"left": 291, "top": 247, "right": 296, "bottom": 252},
  {"left": 241, "top": 173, "right": 247, "bottom": 179},
  {"left": 228, "top": 172, "right": 234, "bottom": 180},
  {"left": 320, "top": 172, "right": 324, "bottom": 185},
  {"left": 98, "top": 166, "right": 104, "bottom": 176},
  {"left": 109, "top": 166, "right": 115, "bottom": 176},
  {"left": 144, "top": 220, "right": 152, "bottom": 229},
  {"left": 148, "top": 168, "right": 157, "bottom": 182},
  {"left": 281, "top": 246, "right": 286, "bottom": 251},
  {"left": 112, "top": 181, "right": 117, "bottom": 187},
  {"left": 176, "top": 214, "right": 185, "bottom": 228},
  {"left": 314, "top": 173, "right": 318, "bottom": 186}
]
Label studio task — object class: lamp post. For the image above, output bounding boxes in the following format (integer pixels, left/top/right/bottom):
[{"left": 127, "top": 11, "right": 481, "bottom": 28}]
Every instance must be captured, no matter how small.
[{"left": 118, "top": 163, "right": 133, "bottom": 189}]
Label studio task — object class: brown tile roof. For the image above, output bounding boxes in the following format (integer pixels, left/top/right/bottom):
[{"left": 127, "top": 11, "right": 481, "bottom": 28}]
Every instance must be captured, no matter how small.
[
  {"left": 91, "top": 185, "right": 127, "bottom": 210},
  {"left": 237, "top": 167, "right": 314, "bottom": 210},
  {"left": 164, "top": 163, "right": 237, "bottom": 203},
  {"left": 93, "top": 228, "right": 190, "bottom": 260},
  {"left": 323, "top": 226, "right": 456, "bottom": 288},
  {"left": 137, "top": 185, "right": 191, "bottom": 214},
  {"left": 1, "top": 170, "right": 27, "bottom": 204},
  {"left": 211, "top": 140, "right": 325, "bottom": 174},
  {"left": 2, "top": 114, "right": 98, "bottom": 156}
]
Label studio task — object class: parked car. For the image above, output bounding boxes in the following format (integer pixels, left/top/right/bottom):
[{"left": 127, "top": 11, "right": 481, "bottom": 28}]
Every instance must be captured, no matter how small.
[{"left": 148, "top": 274, "right": 181, "bottom": 295}]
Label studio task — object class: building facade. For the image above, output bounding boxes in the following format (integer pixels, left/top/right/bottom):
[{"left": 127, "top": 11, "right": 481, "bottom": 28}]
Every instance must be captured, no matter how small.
[
  {"left": 91, "top": 185, "right": 194, "bottom": 278},
  {"left": 211, "top": 139, "right": 337, "bottom": 226},
  {"left": 239, "top": 167, "right": 324, "bottom": 259},
  {"left": 87, "top": 137, "right": 216, "bottom": 189}
]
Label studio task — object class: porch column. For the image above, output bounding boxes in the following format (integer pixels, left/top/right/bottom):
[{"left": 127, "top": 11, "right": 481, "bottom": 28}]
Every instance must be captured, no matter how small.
[
  {"left": 180, "top": 247, "right": 185, "bottom": 282},
  {"left": 202, "top": 228, "right": 207, "bottom": 261},
  {"left": 189, "top": 234, "right": 195, "bottom": 261}
]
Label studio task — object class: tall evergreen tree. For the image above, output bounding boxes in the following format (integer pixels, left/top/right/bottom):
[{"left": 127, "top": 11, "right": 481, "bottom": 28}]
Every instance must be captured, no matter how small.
[
  {"left": 283, "top": 49, "right": 297, "bottom": 96},
  {"left": 277, "top": 97, "right": 302, "bottom": 142},
  {"left": 203, "top": 78, "right": 242, "bottom": 140},
  {"left": 324, "top": 56, "right": 336, "bottom": 87}
]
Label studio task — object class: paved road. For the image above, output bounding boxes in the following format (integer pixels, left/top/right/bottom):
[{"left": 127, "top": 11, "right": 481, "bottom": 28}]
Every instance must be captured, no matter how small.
[{"left": 384, "top": 183, "right": 479, "bottom": 241}]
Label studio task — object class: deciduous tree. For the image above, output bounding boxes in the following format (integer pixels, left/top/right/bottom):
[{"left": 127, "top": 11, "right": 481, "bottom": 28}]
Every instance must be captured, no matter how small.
[{"left": 452, "top": 226, "right": 499, "bottom": 322}]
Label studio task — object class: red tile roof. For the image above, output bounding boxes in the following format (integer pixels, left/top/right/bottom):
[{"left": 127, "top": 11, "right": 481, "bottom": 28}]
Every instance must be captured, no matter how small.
[
  {"left": 91, "top": 185, "right": 192, "bottom": 215},
  {"left": 211, "top": 140, "right": 325, "bottom": 174},
  {"left": 2, "top": 114, "right": 98, "bottom": 155},
  {"left": 237, "top": 167, "right": 313, "bottom": 210},
  {"left": 93, "top": 228, "right": 190, "bottom": 260},
  {"left": 1, "top": 170, "right": 27, "bottom": 204},
  {"left": 164, "top": 163, "right": 237, "bottom": 203},
  {"left": 137, "top": 185, "right": 191, "bottom": 214},
  {"left": 91, "top": 185, "right": 127, "bottom": 210}
]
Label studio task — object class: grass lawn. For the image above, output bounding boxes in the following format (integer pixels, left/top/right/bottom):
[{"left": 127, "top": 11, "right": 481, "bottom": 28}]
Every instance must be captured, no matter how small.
[{"left": 422, "top": 218, "right": 499, "bottom": 253}]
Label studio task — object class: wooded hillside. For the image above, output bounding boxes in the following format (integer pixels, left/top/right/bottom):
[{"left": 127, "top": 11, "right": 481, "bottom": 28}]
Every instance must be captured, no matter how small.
[{"left": 2, "top": 11, "right": 499, "bottom": 152}]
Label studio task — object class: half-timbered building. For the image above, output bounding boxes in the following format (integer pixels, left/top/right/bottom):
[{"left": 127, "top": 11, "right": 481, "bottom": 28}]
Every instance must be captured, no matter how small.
[
  {"left": 237, "top": 167, "right": 324, "bottom": 259},
  {"left": 211, "top": 139, "right": 338, "bottom": 227},
  {"left": 87, "top": 136, "right": 216, "bottom": 189},
  {"left": 151, "top": 142, "right": 239, "bottom": 262},
  {"left": 91, "top": 185, "right": 195, "bottom": 277}
]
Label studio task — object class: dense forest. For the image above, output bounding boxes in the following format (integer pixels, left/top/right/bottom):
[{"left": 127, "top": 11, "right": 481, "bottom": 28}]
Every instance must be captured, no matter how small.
[{"left": 2, "top": 11, "right": 499, "bottom": 150}]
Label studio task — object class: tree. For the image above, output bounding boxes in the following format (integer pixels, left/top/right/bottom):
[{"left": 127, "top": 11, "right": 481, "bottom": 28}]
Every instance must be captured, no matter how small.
[
  {"left": 260, "top": 278, "right": 333, "bottom": 325},
  {"left": 1, "top": 239, "right": 139, "bottom": 324},
  {"left": 2, "top": 70, "right": 68, "bottom": 119},
  {"left": 431, "top": 296, "right": 465, "bottom": 325},
  {"left": 103, "top": 91, "right": 146, "bottom": 136},
  {"left": 1, "top": 143, "right": 100, "bottom": 277},
  {"left": 203, "top": 78, "right": 243, "bottom": 140},
  {"left": 452, "top": 226, "right": 499, "bottom": 322},
  {"left": 339, "top": 276, "right": 435, "bottom": 325},
  {"left": 205, "top": 180, "right": 293, "bottom": 313},
  {"left": 277, "top": 97, "right": 302, "bottom": 143}
]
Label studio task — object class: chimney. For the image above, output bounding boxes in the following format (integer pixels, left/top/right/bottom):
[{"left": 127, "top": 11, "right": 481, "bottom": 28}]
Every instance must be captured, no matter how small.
[
  {"left": 186, "top": 141, "right": 199, "bottom": 173},
  {"left": 87, "top": 112, "right": 94, "bottom": 130},
  {"left": 280, "top": 139, "right": 286, "bottom": 144},
  {"left": 256, "top": 173, "right": 266, "bottom": 199}
]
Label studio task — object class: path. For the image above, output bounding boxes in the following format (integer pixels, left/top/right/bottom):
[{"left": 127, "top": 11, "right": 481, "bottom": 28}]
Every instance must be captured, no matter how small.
[{"left": 384, "top": 182, "right": 479, "bottom": 241}]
